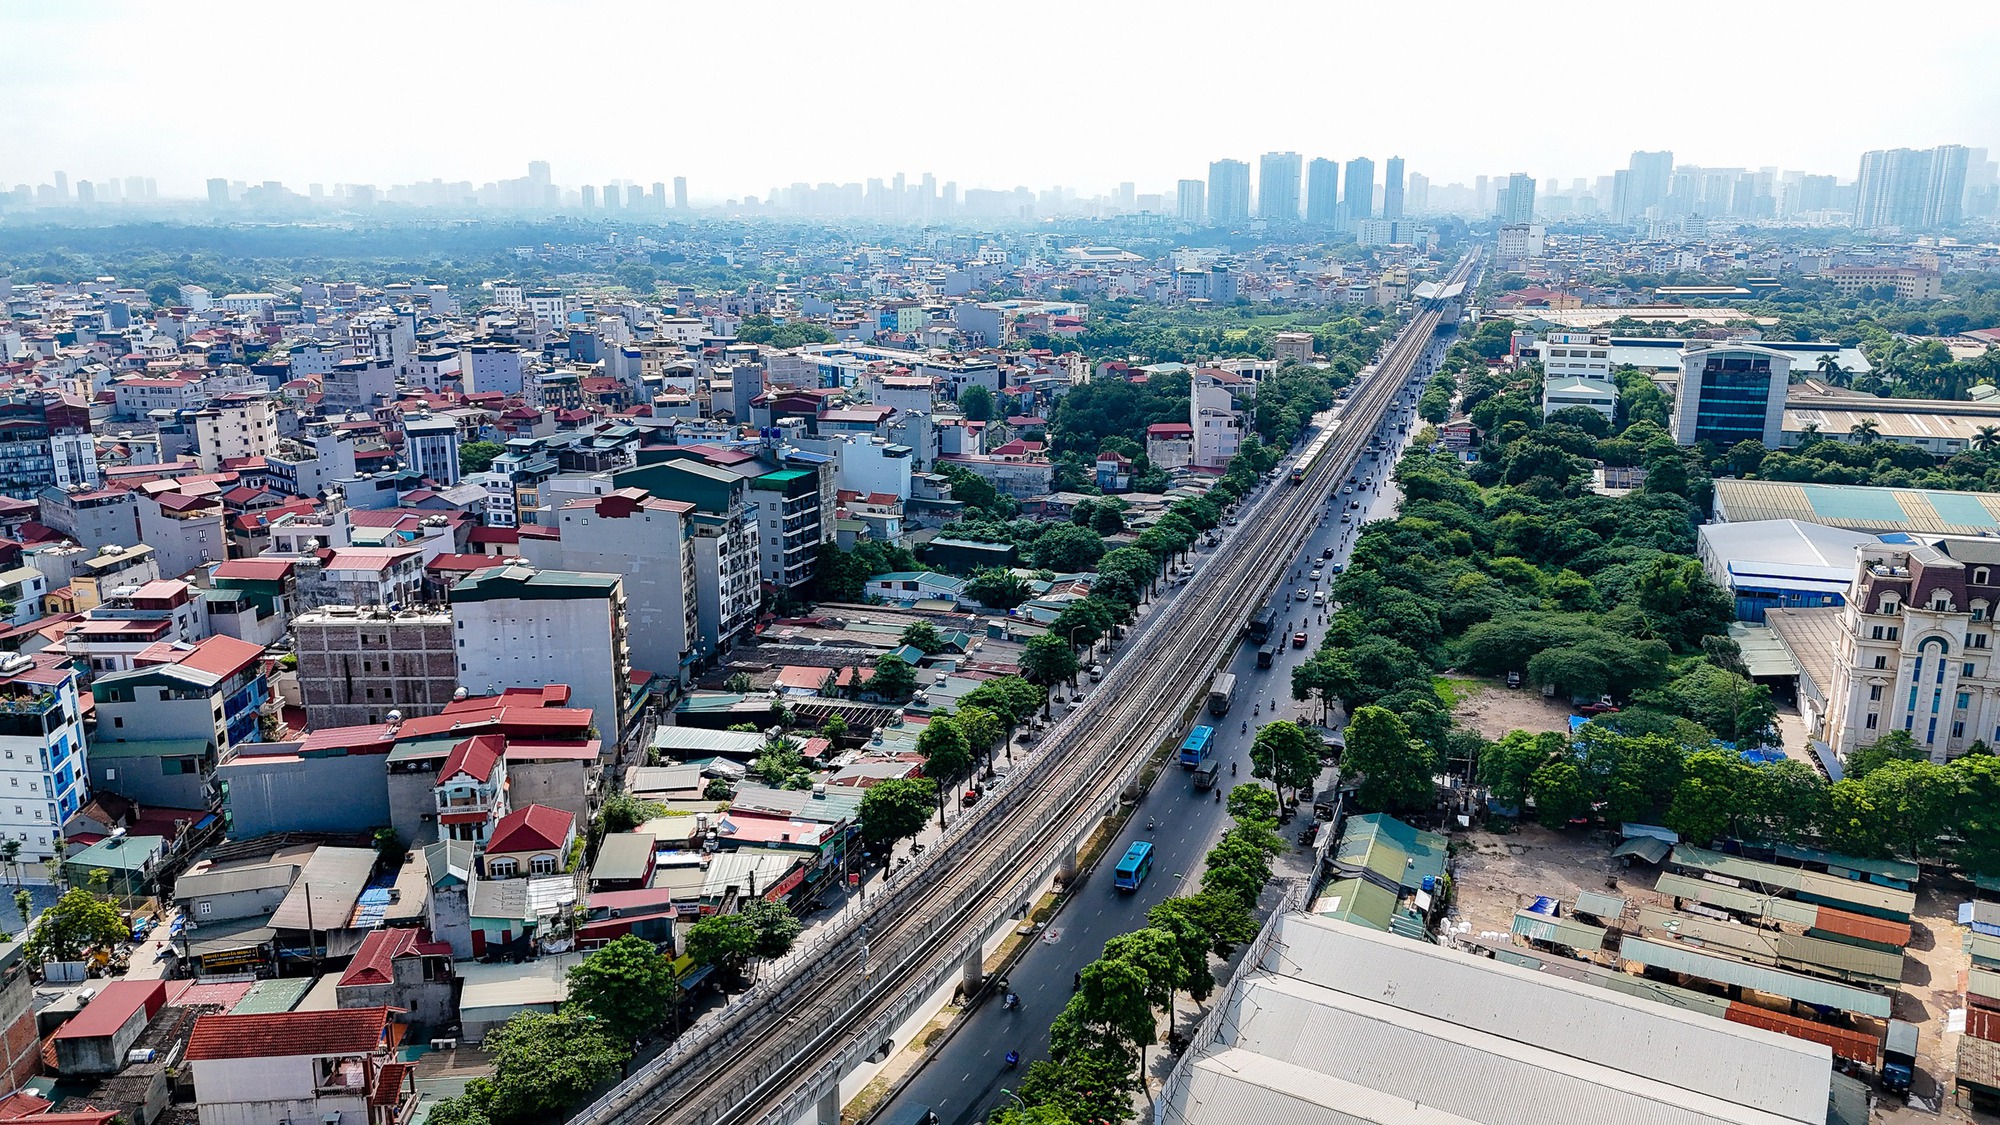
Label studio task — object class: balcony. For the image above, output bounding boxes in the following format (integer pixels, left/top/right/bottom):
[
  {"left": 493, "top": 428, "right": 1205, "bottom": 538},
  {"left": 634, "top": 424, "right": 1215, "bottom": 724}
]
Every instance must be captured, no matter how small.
[{"left": 0, "top": 690, "right": 59, "bottom": 716}]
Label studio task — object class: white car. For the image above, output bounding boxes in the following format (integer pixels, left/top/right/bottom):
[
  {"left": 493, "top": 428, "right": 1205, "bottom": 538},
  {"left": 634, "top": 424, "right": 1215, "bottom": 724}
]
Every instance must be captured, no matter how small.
[
  {"left": 1296, "top": 588, "right": 1311, "bottom": 601},
  {"left": 1309, "top": 569, "right": 1323, "bottom": 581}
]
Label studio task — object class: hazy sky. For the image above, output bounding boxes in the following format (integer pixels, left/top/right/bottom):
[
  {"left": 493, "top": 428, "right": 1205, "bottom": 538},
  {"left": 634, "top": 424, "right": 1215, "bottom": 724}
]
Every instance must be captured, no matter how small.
[{"left": 6, "top": 0, "right": 1997, "bottom": 201}]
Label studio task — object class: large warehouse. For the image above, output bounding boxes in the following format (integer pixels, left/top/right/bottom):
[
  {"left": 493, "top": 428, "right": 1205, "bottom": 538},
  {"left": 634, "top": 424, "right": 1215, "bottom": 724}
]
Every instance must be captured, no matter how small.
[{"left": 1156, "top": 912, "right": 1851, "bottom": 1125}]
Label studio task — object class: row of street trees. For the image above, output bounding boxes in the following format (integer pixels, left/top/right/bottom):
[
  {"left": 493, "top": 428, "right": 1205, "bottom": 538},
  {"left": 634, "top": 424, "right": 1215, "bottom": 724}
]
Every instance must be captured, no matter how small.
[{"left": 997, "top": 785, "right": 1277, "bottom": 1125}]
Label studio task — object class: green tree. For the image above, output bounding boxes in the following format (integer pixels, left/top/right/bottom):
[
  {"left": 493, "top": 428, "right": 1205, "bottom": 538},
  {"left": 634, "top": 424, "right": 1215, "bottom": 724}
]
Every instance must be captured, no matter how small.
[
  {"left": 12, "top": 889, "right": 30, "bottom": 929},
  {"left": 1102, "top": 926, "right": 1189, "bottom": 1035},
  {"left": 1225, "top": 782, "right": 1279, "bottom": 824},
  {"left": 858, "top": 777, "right": 936, "bottom": 858},
  {"left": 961, "top": 676, "right": 1047, "bottom": 728},
  {"left": 1090, "top": 504, "right": 1126, "bottom": 537},
  {"left": 1529, "top": 761, "right": 1590, "bottom": 827},
  {"left": 1249, "top": 720, "right": 1321, "bottom": 803},
  {"left": 1845, "top": 729, "right": 1924, "bottom": 780},
  {"left": 899, "top": 621, "right": 945, "bottom": 654},
  {"left": 966, "top": 567, "right": 1032, "bottom": 610},
  {"left": 871, "top": 652, "right": 918, "bottom": 700},
  {"left": 684, "top": 913, "right": 757, "bottom": 978},
  {"left": 958, "top": 384, "right": 997, "bottom": 421},
  {"left": 917, "top": 715, "right": 975, "bottom": 825},
  {"left": 459, "top": 440, "right": 505, "bottom": 475},
  {"left": 953, "top": 704, "right": 1006, "bottom": 769},
  {"left": 755, "top": 735, "right": 806, "bottom": 786},
  {"left": 597, "top": 792, "right": 667, "bottom": 836},
  {"left": 1664, "top": 748, "right": 1745, "bottom": 846},
  {"left": 1479, "top": 730, "right": 1562, "bottom": 808},
  {"left": 1071, "top": 956, "right": 1158, "bottom": 1051},
  {"left": 1015, "top": 1045, "right": 1137, "bottom": 1125},
  {"left": 21, "top": 887, "right": 125, "bottom": 965},
  {"left": 1029, "top": 525, "right": 1108, "bottom": 572},
  {"left": 739, "top": 899, "right": 803, "bottom": 959},
  {"left": 1341, "top": 706, "right": 1438, "bottom": 813},
  {"left": 564, "top": 935, "right": 679, "bottom": 1043},
  {"left": 1859, "top": 759, "right": 1962, "bottom": 860},
  {"left": 1639, "top": 663, "right": 1777, "bottom": 745},
  {"left": 454, "top": 1010, "right": 627, "bottom": 1125},
  {"left": 1021, "top": 633, "right": 1081, "bottom": 690}
]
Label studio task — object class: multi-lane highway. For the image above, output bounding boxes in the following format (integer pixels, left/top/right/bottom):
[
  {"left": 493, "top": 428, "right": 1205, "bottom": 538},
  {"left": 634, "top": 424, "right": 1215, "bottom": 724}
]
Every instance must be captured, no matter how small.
[
  {"left": 577, "top": 248, "right": 1479, "bottom": 1125},
  {"left": 880, "top": 324, "right": 1454, "bottom": 1125}
]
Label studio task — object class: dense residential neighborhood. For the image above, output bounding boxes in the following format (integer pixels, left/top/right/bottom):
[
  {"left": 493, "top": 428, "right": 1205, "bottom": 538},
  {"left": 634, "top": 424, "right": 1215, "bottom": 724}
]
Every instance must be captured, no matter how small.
[{"left": 5, "top": 36, "right": 2000, "bottom": 1120}]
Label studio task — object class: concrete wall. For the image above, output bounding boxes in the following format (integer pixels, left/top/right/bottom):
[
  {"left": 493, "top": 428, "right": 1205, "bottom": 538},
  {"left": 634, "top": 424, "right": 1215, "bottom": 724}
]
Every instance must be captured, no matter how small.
[
  {"left": 55, "top": 1003, "right": 147, "bottom": 1075},
  {"left": 427, "top": 884, "right": 472, "bottom": 959},
  {"left": 220, "top": 753, "right": 388, "bottom": 838},
  {"left": 506, "top": 760, "right": 596, "bottom": 827},
  {"left": 0, "top": 964, "right": 39, "bottom": 1093}
]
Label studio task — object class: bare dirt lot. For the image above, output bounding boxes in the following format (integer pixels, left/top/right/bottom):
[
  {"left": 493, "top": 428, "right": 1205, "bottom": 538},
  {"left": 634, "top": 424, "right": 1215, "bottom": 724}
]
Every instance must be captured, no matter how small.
[
  {"left": 1449, "top": 679, "right": 1577, "bottom": 741},
  {"left": 1448, "top": 824, "right": 1658, "bottom": 939}
]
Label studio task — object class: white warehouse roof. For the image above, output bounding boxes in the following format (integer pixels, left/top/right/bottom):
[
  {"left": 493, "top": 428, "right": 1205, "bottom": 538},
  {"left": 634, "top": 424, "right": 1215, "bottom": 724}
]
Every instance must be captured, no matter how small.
[{"left": 1157, "top": 913, "right": 1832, "bottom": 1125}]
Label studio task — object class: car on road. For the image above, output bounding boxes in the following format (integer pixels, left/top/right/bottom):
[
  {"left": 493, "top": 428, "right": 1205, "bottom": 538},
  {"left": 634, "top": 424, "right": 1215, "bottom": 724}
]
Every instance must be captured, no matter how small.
[
  {"left": 1505, "top": 670, "right": 1522, "bottom": 688},
  {"left": 1292, "top": 631, "right": 1308, "bottom": 648},
  {"left": 1340, "top": 514, "right": 1352, "bottom": 523},
  {"left": 1312, "top": 591, "right": 1325, "bottom": 605},
  {"left": 1309, "top": 568, "right": 1323, "bottom": 581},
  {"left": 1295, "top": 588, "right": 1310, "bottom": 600},
  {"left": 1089, "top": 663, "right": 1104, "bottom": 681},
  {"left": 1328, "top": 563, "right": 1344, "bottom": 574},
  {"left": 1321, "top": 546, "right": 1336, "bottom": 559}
]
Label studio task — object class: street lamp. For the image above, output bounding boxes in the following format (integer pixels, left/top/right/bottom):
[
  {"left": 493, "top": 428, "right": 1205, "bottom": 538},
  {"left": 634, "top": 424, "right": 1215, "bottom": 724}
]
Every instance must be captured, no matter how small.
[{"left": 998, "top": 1089, "right": 1026, "bottom": 1111}]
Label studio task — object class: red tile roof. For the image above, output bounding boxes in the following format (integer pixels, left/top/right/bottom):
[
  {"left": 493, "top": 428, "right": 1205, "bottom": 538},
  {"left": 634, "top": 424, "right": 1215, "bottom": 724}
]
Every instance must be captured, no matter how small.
[
  {"left": 54, "top": 979, "right": 167, "bottom": 1041},
  {"left": 487, "top": 804, "right": 575, "bottom": 855},
  {"left": 371, "top": 1060, "right": 415, "bottom": 1107},
  {"left": 185, "top": 1006, "right": 391, "bottom": 1060},
  {"left": 439, "top": 733, "right": 504, "bottom": 784},
  {"left": 173, "top": 635, "right": 266, "bottom": 680},
  {"left": 339, "top": 927, "right": 449, "bottom": 988}
]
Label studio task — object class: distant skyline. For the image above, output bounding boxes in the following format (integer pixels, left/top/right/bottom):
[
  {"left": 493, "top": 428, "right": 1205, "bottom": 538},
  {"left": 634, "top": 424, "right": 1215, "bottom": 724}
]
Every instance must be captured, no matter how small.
[{"left": 5, "top": 0, "right": 1998, "bottom": 200}]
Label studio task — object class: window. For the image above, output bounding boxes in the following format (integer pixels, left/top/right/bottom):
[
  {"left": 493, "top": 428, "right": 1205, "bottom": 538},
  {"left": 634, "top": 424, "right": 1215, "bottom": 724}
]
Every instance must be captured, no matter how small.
[
  {"left": 1960, "top": 692, "right": 1973, "bottom": 710},
  {"left": 530, "top": 855, "right": 559, "bottom": 875},
  {"left": 1866, "top": 713, "right": 1880, "bottom": 729},
  {"left": 1869, "top": 685, "right": 1884, "bottom": 701},
  {"left": 1968, "top": 663, "right": 1977, "bottom": 676},
  {"left": 1888, "top": 627, "right": 1901, "bottom": 641},
  {"left": 1955, "top": 721, "right": 1967, "bottom": 739},
  {"left": 487, "top": 858, "right": 517, "bottom": 878},
  {"left": 198, "top": 900, "right": 212, "bottom": 916},
  {"left": 1881, "top": 594, "right": 1901, "bottom": 614},
  {"left": 1978, "top": 568, "right": 1991, "bottom": 585},
  {"left": 1872, "top": 625, "right": 1885, "bottom": 640}
]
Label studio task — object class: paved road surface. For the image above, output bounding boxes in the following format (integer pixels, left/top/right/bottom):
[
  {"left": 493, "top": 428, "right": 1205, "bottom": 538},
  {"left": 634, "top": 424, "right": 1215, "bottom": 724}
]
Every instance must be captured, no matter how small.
[{"left": 879, "top": 351, "right": 1444, "bottom": 1125}]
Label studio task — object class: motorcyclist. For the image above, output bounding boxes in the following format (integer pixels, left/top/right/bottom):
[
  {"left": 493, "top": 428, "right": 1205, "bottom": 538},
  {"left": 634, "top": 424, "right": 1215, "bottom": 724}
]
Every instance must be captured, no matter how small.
[
  {"left": 1006, "top": 1050, "right": 1020, "bottom": 1068},
  {"left": 1147, "top": 817, "right": 1156, "bottom": 831},
  {"left": 1215, "top": 789, "right": 1221, "bottom": 803},
  {"left": 1232, "top": 762, "right": 1238, "bottom": 775},
  {"left": 1241, "top": 720, "right": 1247, "bottom": 733}
]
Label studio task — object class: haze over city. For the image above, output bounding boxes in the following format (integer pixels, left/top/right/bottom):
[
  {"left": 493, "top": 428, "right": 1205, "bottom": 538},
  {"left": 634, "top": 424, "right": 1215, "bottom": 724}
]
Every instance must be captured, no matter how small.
[
  {"left": 6, "top": 0, "right": 1999, "bottom": 199},
  {"left": 8, "top": 4, "right": 2000, "bottom": 1125}
]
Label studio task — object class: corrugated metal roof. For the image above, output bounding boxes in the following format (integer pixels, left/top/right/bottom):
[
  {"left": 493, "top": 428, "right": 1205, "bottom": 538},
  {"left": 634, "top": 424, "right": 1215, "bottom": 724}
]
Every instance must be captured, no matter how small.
[
  {"left": 1656, "top": 872, "right": 1819, "bottom": 928},
  {"left": 1574, "top": 891, "right": 1627, "bottom": 920},
  {"left": 1611, "top": 836, "right": 1671, "bottom": 864},
  {"left": 1765, "top": 842, "right": 1918, "bottom": 885},
  {"left": 1313, "top": 877, "right": 1398, "bottom": 931},
  {"left": 1512, "top": 911, "right": 1606, "bottom": 952},
  {"left": 1264, "top": 914, "right": 1832, "bottom": 1123},
  {"left": 1670, "top": 846, "right": 1915, "bottom": 919},
  {"left": 1618, "top": 936, "right": 1892, "bottom": 1018},
  {"left": 1635, "top": 906, "right": 1903, "bottom": 984}
]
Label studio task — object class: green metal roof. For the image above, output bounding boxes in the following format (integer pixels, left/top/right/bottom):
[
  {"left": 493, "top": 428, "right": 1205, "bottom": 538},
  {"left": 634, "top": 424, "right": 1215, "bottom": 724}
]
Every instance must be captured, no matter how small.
[
  {"left": 232, "top": 977, "right": 313, "bottom": 1014},
  {"left": 1654, "top": 872, "right": 1821, "bottom": 929},
  {"left": 1611, "top": 836, "right": 1672, "bottom": 864},
  {"left": 1765, "top": 841, "right": 1919, "bottom": 885},
  {"left": 67, "top": 835, "right": 165, "bottom": 873},
  {"left": 1670, "top": 845, "right": 1915, "bottom": 920},
  {"left": 1512, "top": 911, "right": 1607, "bottom": 952},
  {"left": 1333, "top": 813, "right": 1447, "bottom": 892},
  {"left": 1618, "top": 935, "right": 1893, "bottom": 1017},
  {"left": 754, "top": 469, "right": 813, "bottom": 483},
  {"left": 1313, "top": 877, "right": 1398, "bottom": 931}
]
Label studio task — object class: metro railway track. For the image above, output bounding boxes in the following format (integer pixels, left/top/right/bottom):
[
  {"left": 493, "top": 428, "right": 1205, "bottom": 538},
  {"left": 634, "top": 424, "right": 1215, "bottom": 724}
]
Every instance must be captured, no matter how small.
[{"left": 583, "top": 251, "right": 1479, "bottom": 1125}]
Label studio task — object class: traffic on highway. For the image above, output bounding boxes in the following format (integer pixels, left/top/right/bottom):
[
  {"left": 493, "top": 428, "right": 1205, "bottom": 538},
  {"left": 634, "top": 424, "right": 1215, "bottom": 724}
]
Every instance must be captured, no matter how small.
[{"left": 877, "top": 334, "right": 1453, "bottom": 1125}]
